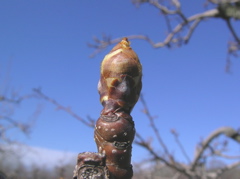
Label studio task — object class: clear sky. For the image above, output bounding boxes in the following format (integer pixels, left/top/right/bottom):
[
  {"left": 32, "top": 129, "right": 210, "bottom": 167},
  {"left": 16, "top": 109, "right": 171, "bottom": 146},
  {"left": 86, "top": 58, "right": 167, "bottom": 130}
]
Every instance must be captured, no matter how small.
[{"left": 0, "top": 0, "right": 240, "bottom": 166}]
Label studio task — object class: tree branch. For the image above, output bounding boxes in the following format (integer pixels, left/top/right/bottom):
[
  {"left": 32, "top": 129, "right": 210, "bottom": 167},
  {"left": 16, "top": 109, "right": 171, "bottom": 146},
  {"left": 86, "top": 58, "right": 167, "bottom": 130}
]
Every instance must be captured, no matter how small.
[
  {"left": 0, "top": 94, "right": 35, "bottom": 104},
  {"left": 212, "top": 150, "right": 240, "bottom": 159},
  {"left": 139, "top": 94, "right": 171, "bottom": 157},
  {"left": 171, "top": 129, "right": 191, "bottom": 164},
  {"left": 89, "top": 8, "right": 220, "bottom": 57},
  {"left": 191, "top": 126, "right": 240, "bottom": 171},
  {"left": 226, "top": 18, "right": 240, "bottom": 44},
  {"left": 33, "top": 88, "right": 95, "bottom": 128},
  {"left": 134, "top": 95, "right": 194, "bottom": 178},
  {"left": 143, "top": 0, "right": 180, "bottom": 14},
  {"left": 134, "top": 132, "right": 192, "bottom": 178},
  {"left": 0, "top": 116, "right": 31, "bottom": 135}
]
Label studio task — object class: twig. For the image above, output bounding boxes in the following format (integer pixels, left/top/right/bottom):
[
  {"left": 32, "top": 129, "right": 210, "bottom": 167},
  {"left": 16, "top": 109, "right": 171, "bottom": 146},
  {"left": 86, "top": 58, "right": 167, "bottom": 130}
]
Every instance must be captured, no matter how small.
[
  {"left": 0, "top": 94, "right": 35, "bottom": 104},
  {"left": 183, "top": 18, "right": 201, "bottom": 44},
  {"left": 139, "top": 94, "right": 171, "bottom": 157},
  {"left": 0, "top": 116, "right": 31, "bottom": 134},
  {"left": 191, "top": 127, "right": 240, "bottom": 171},
  {"left": 212, "top": 150, "right": 240, "bottom": 159},
  {"left": 155, "top": 8, "right": 219, "bottom": 45},
  {"left": 33, "top": 88, "right": 95, "bottom": 128},
  {"left": 134, "top": 132, "right": 192, "bottom": 178},
  {"left": 147, "top": 0, "right": 179, "bottom": 15},
  {"left": 134, "top": 95, "right": 195, "bottom": 178},
  {"left": 171, "top": 129, "right": 191, "bottom": 164},
  {"left": 226, "top": 18, "right": 240, "bottom": 44},
  {"left": 89, "top": 8, "right": 220, "bottom": 57},
  {"left": 207, "top": 143, "right": 240, "bottom": 159}
]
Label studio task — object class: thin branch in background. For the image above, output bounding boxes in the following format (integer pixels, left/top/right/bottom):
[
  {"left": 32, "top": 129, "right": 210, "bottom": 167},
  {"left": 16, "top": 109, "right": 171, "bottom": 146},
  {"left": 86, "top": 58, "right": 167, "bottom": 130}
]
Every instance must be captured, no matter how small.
[
  {"left": 210, "top": 137, "right": 229, "bottom": 153},
  {"left": 0, "top": 116, "right": 31, "bottom": 135},
  {"left": 0, "top": 90, "right": 41, "bottom": 149},
  {"left": 191, "top": 127, "right": 240, "bottom": 171},
  {"left": 89, "top": 0, "right": 240, "bottom": 69},
  {"left": 134, "top": 132, "right": 191, "bottom": 178},
  {"left": 133, "top": 94, "right": 237, "bottom": 178},
  {"left": 146, "top": 0, "right": 188, "bottom": 22},
  {"left": 212, "top": 150, "right": 240, "bottom": 159},
  {"left": 33, "top": 88, "right": 95, "bottom": 128},
  {"left": 225, "top": 55, "right": 232, "bottom": 73},
  {"left": 0, "top": 116, "right": 32, "bottom": 152},
  {"left": 164, "top": 13, "right": 173, "bottom": 35},
  {"left": 171, "top": 129, "right": 191, "bottom": 164},
  {"left": 0, "top": 94, "right": 36, "bottom": 104},
  {"left": 153, "top": 8, "right": 219, "bottom": 45},
  {"left": 148, "top": 1, "right": 178, "bottom": 14},
  {"left": 226, "top": 19, "right": 240, "bottom": 44},
  {"left": 225, "top": 18, "right": 240, "bottom": 67},
  {"left": 88, "top": 7, "right": 220, "bottom": 57},
  {"left": 206, "top": 140, "right": 240, "bottom": 159},
  {"left": 228, "top": 41, "right": 240, "bottom": 57},
  {"left": 183, "top": 18, "right": 201, "bottom": 44},
  {"left": 139, "top": 94, "right": 171, "bottom": 157}
]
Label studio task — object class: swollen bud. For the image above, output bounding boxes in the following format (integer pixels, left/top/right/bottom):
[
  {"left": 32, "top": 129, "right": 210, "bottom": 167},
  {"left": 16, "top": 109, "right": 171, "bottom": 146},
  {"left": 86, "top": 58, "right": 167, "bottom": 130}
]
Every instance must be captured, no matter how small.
[
  {"left": 98, "top": 37, "right": 142, "bottom": 115},
  {"left": 95, "top": 38, "right": 142, "bottom": 179}
]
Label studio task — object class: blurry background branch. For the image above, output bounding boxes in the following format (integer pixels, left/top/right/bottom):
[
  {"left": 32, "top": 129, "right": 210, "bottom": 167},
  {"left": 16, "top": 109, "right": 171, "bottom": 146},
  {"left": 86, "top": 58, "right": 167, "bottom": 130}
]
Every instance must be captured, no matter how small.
[
  {"left": 33, "top": 88, "right": 95, "bottom": 128},
  {"left": 0, "top": 90, "right": 39, "bottom": 146},
  {"left": 191, "top": 127, "right": 240, "bottom": 171},
  {"left": 89, "top": 0, "right": 240, "bottom": 59},
  {"left": 135, "top": 96, "right": 240, "bottom": 178}
]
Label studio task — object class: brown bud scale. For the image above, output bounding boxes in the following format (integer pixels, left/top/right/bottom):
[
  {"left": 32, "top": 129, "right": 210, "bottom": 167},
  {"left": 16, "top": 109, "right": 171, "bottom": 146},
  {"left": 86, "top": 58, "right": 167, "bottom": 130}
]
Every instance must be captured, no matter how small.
[{"left": 98, "top": 37, "right": 142, "bottom": 115}]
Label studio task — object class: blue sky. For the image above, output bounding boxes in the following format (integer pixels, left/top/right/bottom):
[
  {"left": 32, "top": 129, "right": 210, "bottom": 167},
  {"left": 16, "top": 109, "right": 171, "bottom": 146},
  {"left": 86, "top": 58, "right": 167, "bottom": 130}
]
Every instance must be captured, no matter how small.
[{"left": 0, "top": 0, "right": 240, "bottom": 165}]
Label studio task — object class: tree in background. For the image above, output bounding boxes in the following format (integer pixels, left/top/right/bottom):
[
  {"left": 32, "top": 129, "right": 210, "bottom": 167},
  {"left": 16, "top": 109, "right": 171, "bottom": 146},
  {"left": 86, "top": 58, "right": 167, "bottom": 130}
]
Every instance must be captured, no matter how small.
[{"left": 89, "top": 0, "right": 240, "bottom": 71}]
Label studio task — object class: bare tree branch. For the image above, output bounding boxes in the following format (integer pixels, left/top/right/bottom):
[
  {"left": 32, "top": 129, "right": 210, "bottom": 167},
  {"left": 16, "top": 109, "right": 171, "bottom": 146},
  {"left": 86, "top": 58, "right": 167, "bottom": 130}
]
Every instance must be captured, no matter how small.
[
  {"left": 134, "top": 133, "right": 192, "bottom": 178},
  {"left": 89, "top": 8, "right": 220, "bottom": 57},
  {"left": 140, "top": 94, "right": 171, "bottom": 157},
  {"left": 0, "top": 88, "right": 40, "bottom": 150},
  {"left": 0, "top": 94, "right": 36, "bottom": 104},
  {"left": 183, "top": 18, "right": 201, "bottom": 44},
  {"left": 0, "top": 116, "right": 31, "bottom": 135},
  {"left": 127, "top": 94, "right": 240, "bottom": 178},
  {"left": 226, "top": 19, "right": 240, "bottom": 44},
  {"left": 171, "top": 129, "right": 191, "bottom": 164},
  {"left": 89, "top": 0, "right": 240, "bottom": 63},
  {"left": 33, "top": 88, "right": 95, "bottom": 128},
  {"left": 137, "top": 0, "right": 180, "bottom": 14},
  {"left": 191, "top": 126, "right": 240, "bottom": 171},
  {"left": 212, "top": 150, "right": 240, "bottom": 159},
  {"left": 134, "top": 96, "right": 197, "bottom": 178}
]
